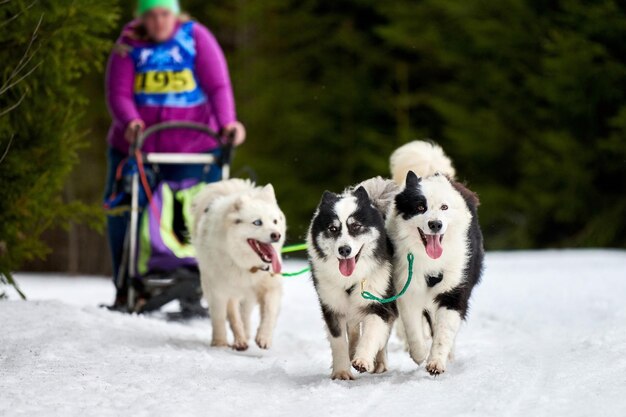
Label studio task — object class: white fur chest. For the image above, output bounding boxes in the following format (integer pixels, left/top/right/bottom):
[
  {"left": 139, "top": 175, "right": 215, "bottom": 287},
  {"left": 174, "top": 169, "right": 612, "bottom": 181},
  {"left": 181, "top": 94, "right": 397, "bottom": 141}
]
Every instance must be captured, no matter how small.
[
  {"left": 313, "top": 257, "right": 391, "bottom": 316},
  {"left": 393, "top": 235, "right": 468, "bottom": 301}
]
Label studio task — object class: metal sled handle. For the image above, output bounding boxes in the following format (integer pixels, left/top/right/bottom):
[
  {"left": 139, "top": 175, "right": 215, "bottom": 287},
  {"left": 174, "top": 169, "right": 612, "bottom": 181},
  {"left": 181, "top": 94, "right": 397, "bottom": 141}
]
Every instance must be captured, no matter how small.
[
  {"left": 130, "top": 120, "right": 236, "bottom": 174},
  {"left": 132, "top": 121, "right": 222, "bottom": 151}
]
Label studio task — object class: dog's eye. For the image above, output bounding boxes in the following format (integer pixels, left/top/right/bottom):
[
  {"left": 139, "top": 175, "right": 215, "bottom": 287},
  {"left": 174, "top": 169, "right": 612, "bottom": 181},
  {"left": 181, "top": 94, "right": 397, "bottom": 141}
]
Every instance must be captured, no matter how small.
[
  {"left": 253, "top": 219, "right": 263, "bottom": 226},
  {"left": 441, "top": 204, "right": 448, "bottom": 211},
  {"left": 417, "top": 205, "right": 426, "bottom": 212},
  {"left": 350, "top": 223, "right": 362, "bottom": 232},
  {"left": 273, "top": 219, "right": 278, "bottom": 225},
  {"left": 328, "top": 225, "right": 338, "bottom": 233}
]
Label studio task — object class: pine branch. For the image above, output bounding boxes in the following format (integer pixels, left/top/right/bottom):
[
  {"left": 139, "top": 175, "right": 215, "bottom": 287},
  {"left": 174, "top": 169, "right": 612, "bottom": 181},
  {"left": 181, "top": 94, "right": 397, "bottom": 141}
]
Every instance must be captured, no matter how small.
[
  {"left": 0, "top": 61, "right": 42, "bottom": 95},
  {"left": 0, "top": 0, "right": 38, "bottom": 29},
  {"left": 0, "top": 92, "right": 26, "bottom": 118},
  {"left": 0, "top": 14, "right": 44, "bottom": 95},
  {"left": 6, "top": 13, "right": 43, "bottom": 83},
  {"left": 1, "top": 271, "right": 26, "bottom": 300},
  {"left": 0, "top": 134, "right": 14, "bottom": 165}
]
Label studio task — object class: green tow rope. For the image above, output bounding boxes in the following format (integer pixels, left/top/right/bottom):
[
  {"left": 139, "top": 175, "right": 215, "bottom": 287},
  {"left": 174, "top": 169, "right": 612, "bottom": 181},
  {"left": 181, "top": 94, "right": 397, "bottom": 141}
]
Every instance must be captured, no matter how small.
[
  {"left": 280, "top": 243, "right": 311, "bottom": 277},
  {"left": 281, "top": 267, "right": 311, "bottom": 277},
  {"left": 278, "top": 244, "right": 415, "bottom": 305},
  {"left": 360, "top": 252, "right": 414, "bottom": 304},
  {"left": 281, "top": 243, "right": 308, "bottom": 254}
]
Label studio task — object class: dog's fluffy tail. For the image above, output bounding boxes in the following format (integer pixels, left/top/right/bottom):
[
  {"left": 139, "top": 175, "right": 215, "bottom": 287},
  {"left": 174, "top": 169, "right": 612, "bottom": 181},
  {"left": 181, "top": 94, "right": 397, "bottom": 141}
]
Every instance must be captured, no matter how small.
[
  {"left": 390, "top": 140, "right": 456, "bottom": 184},
  {"left": 356, "top": 176, "right": 400, "bottom": 215}
]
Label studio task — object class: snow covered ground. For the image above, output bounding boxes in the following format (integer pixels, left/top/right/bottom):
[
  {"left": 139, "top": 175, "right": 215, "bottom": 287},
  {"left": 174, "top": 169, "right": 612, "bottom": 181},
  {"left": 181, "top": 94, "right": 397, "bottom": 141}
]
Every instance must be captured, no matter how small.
[{"left": 2, "top": 250, "right": 626, "bottom": 417}]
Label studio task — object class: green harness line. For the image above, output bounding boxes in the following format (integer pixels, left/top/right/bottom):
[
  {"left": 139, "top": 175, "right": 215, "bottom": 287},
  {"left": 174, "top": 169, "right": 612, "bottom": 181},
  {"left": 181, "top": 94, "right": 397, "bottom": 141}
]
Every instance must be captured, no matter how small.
[
  {"left": 280, "top": 267, "right": 311, "bottom": 277},
  {"left": 281, "top": 243, "right": 308, "bottom": 254},
  {"left": 279, "top": 243, "right": 414, "bottom": 304},
  {"left": 280, "top": 243, "right": 311, "bottom": 277},
  {"left": 360, "top": 252, "right": 414, "bottom": 304}
]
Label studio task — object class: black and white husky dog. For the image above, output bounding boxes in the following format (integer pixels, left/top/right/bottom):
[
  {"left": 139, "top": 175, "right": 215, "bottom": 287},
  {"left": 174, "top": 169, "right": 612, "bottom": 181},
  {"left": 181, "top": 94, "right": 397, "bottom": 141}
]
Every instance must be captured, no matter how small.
[
  {"left": 387, "top": 141, "right": 484, "bottom": 375},
  {"left": 307, "top": 179, "right": 399, "bottom": 380}
]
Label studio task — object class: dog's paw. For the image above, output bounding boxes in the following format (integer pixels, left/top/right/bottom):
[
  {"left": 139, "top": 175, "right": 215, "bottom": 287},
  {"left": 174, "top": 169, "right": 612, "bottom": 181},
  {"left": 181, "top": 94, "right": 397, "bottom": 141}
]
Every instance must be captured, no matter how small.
[
  {"left": 331, "top": 369, "right": 355, "bottom": 380},
  {"left": 255, "top": 334, "right": 272, "bottom": 350},
  {"left": 231, "top": 339, "right": 249, "bottom": 351},
  {"left": 373, "top": 360, "right": 388, "bottom": 374},
  {"left": 211, "top": 339, "right": 229, "bottom": 348},
  {"left": 426, "top": 358, "right": 446, "bottom": 376},
  {"left": 409, "top": 345, "right": 428, "bottom": 366},
  {"left": 351, "top": 358, "right": 373, "bottom": 373}
]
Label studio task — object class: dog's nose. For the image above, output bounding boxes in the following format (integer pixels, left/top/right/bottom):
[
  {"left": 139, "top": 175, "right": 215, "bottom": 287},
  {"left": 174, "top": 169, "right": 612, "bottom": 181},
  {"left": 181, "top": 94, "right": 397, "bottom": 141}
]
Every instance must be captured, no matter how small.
[
  {"left": 338, "top": 245, "right": 352, "bottom": 257},
  {"left": 270, "top": 232, "right": 281, "bottom": 242},
  {"left": 428, "top": 220, "right": 443, "bottom": 233}
]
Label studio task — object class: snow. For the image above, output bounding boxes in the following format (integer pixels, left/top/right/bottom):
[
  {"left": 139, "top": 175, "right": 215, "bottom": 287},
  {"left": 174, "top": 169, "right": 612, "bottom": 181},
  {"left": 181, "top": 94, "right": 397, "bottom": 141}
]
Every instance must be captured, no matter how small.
[{"left": 2, "top": 250, "right": 626, "bottom": 417}]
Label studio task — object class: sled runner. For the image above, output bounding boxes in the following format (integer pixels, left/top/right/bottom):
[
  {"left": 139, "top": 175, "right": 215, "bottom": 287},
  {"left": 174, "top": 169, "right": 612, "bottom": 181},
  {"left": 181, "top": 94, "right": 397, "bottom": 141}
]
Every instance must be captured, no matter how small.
[{"left": 105, "top": 121, "right": 234, "bottom": 318}]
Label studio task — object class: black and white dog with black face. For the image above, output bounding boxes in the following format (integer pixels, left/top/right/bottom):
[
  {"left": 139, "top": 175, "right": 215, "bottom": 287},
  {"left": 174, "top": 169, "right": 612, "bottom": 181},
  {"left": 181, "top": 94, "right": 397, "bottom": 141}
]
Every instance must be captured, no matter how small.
[
  {"left": 387, "top": 141, "right": 484, "bottom": 376},
  {"left": 307, "top": 179, "right": 399, "bottom": 380}
]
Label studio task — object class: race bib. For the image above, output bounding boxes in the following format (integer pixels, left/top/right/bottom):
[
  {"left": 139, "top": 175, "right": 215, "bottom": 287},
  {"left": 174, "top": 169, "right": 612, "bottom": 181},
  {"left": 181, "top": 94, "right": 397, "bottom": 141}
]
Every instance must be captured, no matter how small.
[
  {"left": 129, "top": 22, "right": 207, "bottom": 107},
  {"left": 134, "top": 69, "right": 197, "bottom": 94}
]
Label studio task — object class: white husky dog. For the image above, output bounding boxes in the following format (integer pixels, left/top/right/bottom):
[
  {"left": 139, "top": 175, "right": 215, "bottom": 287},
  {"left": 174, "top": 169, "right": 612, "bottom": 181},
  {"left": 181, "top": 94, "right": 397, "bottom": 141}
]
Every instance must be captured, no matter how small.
[
  {"left": 387, "top": 141, "right": 484, "bottom": 375},
  {"left": 192, "top": 179, "right": 286, "bottom": 351}
]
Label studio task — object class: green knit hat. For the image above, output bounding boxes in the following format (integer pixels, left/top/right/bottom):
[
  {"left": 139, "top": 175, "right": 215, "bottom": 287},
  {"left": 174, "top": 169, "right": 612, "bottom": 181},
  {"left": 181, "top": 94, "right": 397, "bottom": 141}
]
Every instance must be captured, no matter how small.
[{"left": 136, "top": 0, "right": 180, "bottom": 16}]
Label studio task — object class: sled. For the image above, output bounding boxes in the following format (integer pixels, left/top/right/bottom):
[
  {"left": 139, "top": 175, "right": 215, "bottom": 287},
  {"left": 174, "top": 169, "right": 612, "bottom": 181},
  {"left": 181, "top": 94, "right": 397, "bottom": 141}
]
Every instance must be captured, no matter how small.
[{"left": 111, "top": 121, "right": 234, "bottom": 318}]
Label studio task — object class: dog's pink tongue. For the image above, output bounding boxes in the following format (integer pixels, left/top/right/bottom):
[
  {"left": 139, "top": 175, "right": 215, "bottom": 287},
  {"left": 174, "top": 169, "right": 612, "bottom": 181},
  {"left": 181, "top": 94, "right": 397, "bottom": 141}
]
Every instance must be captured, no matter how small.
[
  {"left": 425, "top": 235, "right": 443, "bottom": 259},
  {"left": 269, "top": 245, "right": 282, "bottom": 274},
  {"left": 258, "top": 242, "right": 282, "bottom": 274},
  {"left": 338, "top": 258, "right": 356, "bottom": 277}
]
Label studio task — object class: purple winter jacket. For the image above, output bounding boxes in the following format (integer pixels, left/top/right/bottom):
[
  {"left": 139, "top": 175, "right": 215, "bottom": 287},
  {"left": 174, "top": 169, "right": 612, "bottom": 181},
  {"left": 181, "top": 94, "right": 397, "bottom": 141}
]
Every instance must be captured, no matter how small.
[{"left": 105, "top": 20, "right": 236, "bottom": 154}]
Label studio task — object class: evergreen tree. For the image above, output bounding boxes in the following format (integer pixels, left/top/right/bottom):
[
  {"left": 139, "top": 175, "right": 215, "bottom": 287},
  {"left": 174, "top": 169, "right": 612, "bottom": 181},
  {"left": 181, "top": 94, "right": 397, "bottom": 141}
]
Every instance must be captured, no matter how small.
[
  {"left": 378, "top": 0, "right": 626, "bottom": 247},
  {"left": 0, "top": 0, "right": 120, "bottom": 293}
]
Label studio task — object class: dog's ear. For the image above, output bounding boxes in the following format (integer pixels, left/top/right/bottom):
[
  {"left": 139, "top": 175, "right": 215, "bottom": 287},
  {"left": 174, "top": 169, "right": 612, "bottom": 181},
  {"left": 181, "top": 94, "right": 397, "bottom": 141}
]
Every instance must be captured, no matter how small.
[
  {"left": 405, "top": 170, "right": 421, "bottom": 189},
  {"left": 320, "top": 191, "right": 338, "bottom": 207},
  {"left": 259, "top": 184, "right": 277, "bottom": 203},
  {"left": 353, "top": 186, "right": 370, "bottom": 203}
]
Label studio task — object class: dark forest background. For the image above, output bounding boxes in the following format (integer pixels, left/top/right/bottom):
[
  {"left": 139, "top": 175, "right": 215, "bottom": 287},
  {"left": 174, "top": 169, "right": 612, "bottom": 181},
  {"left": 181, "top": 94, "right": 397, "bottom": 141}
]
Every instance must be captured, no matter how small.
[{"left": 1, "top": 0, "right": 625, "bottom": 278}]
